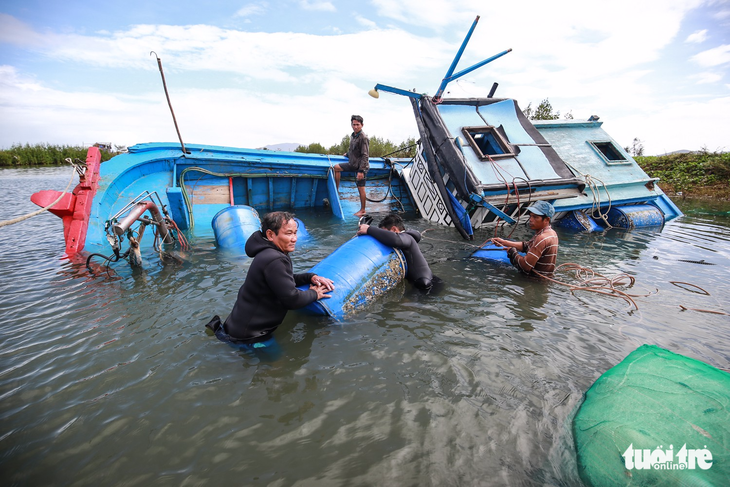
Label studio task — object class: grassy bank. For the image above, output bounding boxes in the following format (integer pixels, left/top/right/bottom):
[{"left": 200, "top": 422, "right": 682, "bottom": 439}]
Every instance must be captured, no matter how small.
[
  {"left": 636, "top": 150, "right": 730, "bottom": 200},
  {"left": 0, "top": 144, "right": 115, "bottom": 167}
]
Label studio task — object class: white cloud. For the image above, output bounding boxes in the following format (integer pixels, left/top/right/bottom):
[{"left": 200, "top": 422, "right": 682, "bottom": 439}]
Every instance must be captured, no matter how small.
[
  {"left": 370, "top": 0, "right": 477, "bottom": 29},
  {"left": 0, "top": 13, "right": 49, "bottom": 47},
  {"left": 686, "top": 29, "right": 708, "bottom": 43},
  {"left": 234, "top": 2, "right": 268, "bottom": 18},
  {"left": 355, "top": 15, "right": 377, "bottom": 29},
  {"left": 691, "top": 71, "right": 723, "bottom": 83},
  {"left": 1, "top": 19, "right": 450, "bottom": 87},
  {"left": 298, "top": 0, "right": 336, "bottom": 12},
  {"left": 691, "top": 44, "right": 730, "bottom": 67},
  {"left": 0, "top": 1, "right": 725, "bottom": 154},
  {"left": 713, "top": 8, "right": 730, "bottom": 20}
]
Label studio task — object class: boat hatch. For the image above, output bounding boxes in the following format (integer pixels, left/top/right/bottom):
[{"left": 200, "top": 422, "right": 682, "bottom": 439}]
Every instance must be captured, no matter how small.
[
  {"left": 462, "top": 125, "right": 515, "bottom": 160},
  {"left": 588, "top": 141, "right": 630, "bottom": 165}
]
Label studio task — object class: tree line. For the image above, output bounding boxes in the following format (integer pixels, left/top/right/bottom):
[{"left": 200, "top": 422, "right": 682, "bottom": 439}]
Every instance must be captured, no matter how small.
[
  {"left": 0, "top": 143, "right": 116, "bottom": 167},
  {"left": 295, "top": 135, "right": 418, "bottom": 159}
]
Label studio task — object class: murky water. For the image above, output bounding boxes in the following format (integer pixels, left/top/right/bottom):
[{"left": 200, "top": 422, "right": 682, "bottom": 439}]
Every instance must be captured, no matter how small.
[{"left": 1, "top": 167, "right": 729, "bottom": 486}]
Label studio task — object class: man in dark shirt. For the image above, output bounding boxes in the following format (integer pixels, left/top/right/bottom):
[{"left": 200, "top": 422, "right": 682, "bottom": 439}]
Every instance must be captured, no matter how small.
[
  {"left": 357, "top": 214, "right": 436, "bottom": 291},
  {"left": 206, "top": 212, "right": 334, "bottom": 344},
  {"left": 333, "top": 115, "right": 370, "bottom": 217},
  {"left": 492, "top": 201, "right": 559, "bottom": 277}
]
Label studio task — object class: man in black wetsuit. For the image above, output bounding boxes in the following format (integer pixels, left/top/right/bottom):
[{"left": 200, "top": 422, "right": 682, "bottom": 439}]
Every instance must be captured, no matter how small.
[
  {"left": 357, "top": 214, "right": 437, "bottom": 291},
  {"left": 207, "top": 212, "right": 334, "bottom": 344}
]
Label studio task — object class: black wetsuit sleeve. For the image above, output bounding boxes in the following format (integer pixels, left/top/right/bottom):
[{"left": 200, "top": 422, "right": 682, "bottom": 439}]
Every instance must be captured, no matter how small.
[
  {"left": 366, "top": 226, "right": 408, "bottom": 249},
  {"left": 265, "top": 258, "right": 318, "bottom": 309},
  {"left": 293, "top": 272, "right": 315, "bottom": 287}
]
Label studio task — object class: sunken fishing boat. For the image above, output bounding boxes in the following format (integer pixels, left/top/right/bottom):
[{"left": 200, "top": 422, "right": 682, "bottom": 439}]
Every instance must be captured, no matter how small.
[{"left": 30, "top": 15, "right": 681, "bottom": 265}]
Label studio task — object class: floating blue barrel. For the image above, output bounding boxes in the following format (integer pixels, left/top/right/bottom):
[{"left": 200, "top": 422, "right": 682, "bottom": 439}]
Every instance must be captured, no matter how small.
[
  {"left": 554, "top": 210, "right": 604, "bottom": 232},
  {"left": 297, "top": 235, "right": 407, "bottom": 320},
  {"left": 212, "top": 205, "right": 261, "bottom": 250},
  {"left": 606, "top": 204, "right": 664, "bottom": 229},
  {"left": 294, "top": 218, "right": 309, "bottom": 242},
  {"left": 471, "top": 242, "right": 514, "bottom": 264}
]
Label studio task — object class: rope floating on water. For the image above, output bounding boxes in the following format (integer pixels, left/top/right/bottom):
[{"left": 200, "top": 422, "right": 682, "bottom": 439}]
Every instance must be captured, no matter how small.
[
  {"left": 537, "top": 263, "right": 641, "bottom": 310},
  {"left": 679, "top": 305, "right": 729, "bottom": 315},
  {"left": 670, "top": 281, "right": 710, "bottom": 295}
]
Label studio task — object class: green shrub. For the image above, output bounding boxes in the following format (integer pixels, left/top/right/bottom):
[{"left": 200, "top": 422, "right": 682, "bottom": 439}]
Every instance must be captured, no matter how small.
[
  {"left": 636, "top": 150, "right": 729, "bottom": 193},
  {"left": 296, "top": 135, "right": 417, "bottom": 158},
  {"left": 0, "top": 144, "right": 116, "bottom": 167}
]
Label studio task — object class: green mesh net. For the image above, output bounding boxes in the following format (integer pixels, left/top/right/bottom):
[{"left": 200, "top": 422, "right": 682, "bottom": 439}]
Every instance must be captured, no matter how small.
[{"left": 573, "top": 344, "right": 730, "bottom": 486}]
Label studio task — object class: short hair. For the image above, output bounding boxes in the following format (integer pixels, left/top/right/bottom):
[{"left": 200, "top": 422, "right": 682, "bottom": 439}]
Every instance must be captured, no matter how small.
[
  {"left": 378, "top": 213, "right": 405, "bottom": 231},
  {"left": 262, "top": 211, "right": 295, "bottom": 235},
  {"left": 351, "top": 115, "right": 364, "bottom": 124}
]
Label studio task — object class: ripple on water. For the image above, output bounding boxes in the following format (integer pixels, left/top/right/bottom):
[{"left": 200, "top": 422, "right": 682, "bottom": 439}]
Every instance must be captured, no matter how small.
[{"left": 1, "top": 170, "right": 729, "bottom": 485}]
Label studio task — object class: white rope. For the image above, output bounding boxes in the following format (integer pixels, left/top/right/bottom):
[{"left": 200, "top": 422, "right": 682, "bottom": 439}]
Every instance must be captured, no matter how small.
[
  {"left": 0, "top": 168, "right": 76, "bottom": 228},
  {"left": 566, "top": 162, "right": 613, "bottom": 229}
]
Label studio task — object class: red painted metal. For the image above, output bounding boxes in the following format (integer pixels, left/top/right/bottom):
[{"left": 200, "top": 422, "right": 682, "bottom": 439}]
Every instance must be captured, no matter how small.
[{"left": 30, "top": 147, "right": 102, "bottom": 256}]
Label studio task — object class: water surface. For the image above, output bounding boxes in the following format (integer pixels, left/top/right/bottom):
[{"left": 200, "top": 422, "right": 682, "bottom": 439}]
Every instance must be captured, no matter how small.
[{"left": 1, "top": 167, "right": 729, "bottom": 486}]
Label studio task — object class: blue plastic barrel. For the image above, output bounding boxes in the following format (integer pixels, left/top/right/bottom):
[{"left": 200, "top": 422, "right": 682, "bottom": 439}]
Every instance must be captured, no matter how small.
[
  {"left": 294, "top": 218, "right": 309, "bottom": 241},
  {"left": 554, "top": 210, "right": 604, "bottom": 232},
  {"left": 471, "top": 242, "right": 513, "bottom": 264},
  {"left": 297, "top": 235, "right": 407, "bottom": 320},
  {"left": 212, "top": 205, "right": 261, "bottom": 250},
  {"left": 606, "top": 204, "right": 664, "bottom": 229}
]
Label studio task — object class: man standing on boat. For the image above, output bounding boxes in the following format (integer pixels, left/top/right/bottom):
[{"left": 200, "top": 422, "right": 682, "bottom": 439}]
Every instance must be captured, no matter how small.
[
  {"left": 492, "top": 201, "right": 559, "bottom": 277},
  {"left": 333, "top": 115, "right": 369, "bottom": 217},
  {"left": 357, "top": 214, "right": 439, "bottom": 292},
  {"left": 206, "top": 211, "right": 334, "bottom": 345}
]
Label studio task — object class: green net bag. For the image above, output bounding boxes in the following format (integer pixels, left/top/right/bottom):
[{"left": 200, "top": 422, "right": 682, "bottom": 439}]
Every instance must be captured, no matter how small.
[{"left": 573, "top": 344, "right": 730, "bottom": 486}]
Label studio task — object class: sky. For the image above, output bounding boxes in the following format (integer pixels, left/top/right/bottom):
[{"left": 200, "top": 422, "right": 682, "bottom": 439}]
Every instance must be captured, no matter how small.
[{"left": 0, "top": 0, "right": 728, "bottom": 156}]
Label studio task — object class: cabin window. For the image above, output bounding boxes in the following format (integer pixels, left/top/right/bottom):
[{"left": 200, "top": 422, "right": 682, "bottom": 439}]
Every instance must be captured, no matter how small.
[
  {"left": 462, "top": 126, "right": 515, "bottom": 160},
  {"left": 588, "top": 141, "right": 629, "bottom": 165}
]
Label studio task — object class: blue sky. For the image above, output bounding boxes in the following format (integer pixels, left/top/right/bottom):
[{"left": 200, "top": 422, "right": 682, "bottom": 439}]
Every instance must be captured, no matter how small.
[{"left": 1, "top": 0, "right": 728, "bottom": 155}]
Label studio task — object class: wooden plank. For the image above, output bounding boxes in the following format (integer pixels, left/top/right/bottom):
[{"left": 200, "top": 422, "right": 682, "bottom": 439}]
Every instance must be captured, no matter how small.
[
  {"left": 310, "top": 179, "right": 319, "bottom": 207},
  {"left": 184, "top": 184, "right": 230, "bottom": 204}
]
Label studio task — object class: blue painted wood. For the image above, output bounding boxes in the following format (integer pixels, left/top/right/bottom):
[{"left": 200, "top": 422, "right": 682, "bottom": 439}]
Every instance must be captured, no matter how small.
[
  {"left": 166, "top": 187, "right": 189, "bottom": 230},
  {"left": 309, "top": 179, "right": 318, "bottom": 207},
  {"left": 327, "top": 169, "right": 344, "bottom": 220},
  {"left": 290, "top": 178, "right": 297, "bottom": 208}
]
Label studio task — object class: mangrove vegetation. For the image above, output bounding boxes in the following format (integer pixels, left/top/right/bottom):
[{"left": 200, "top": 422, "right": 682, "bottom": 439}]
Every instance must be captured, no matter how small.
[
  {"left": 2, "top": 142, "right": 727, "bottom": 199},
  {"left": 0, "top": 143, "right": 115, "bottom": 167}
]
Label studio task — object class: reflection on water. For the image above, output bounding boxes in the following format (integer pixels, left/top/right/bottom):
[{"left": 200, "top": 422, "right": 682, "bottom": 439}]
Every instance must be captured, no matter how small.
[{"left": 1, "top": 167, "right": 729, "bottom": 486}]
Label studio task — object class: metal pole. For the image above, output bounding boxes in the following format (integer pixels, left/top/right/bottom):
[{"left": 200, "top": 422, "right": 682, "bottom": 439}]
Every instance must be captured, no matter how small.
[
  {"left": 151, "top": 52, "right": 188, "bottom": 155},
  {"left": 434, "top": 15, "right": 480, "bottom": 101}
]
